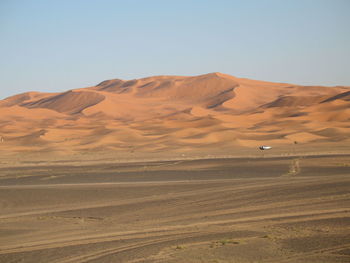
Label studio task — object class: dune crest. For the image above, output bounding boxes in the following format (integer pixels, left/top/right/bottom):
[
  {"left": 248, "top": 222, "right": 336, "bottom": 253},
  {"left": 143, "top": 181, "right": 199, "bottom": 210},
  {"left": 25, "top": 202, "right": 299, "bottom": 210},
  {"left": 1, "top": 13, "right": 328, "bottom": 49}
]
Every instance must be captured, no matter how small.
[{"left": 0, "top": 73, "right": 349, "bottom": 154}]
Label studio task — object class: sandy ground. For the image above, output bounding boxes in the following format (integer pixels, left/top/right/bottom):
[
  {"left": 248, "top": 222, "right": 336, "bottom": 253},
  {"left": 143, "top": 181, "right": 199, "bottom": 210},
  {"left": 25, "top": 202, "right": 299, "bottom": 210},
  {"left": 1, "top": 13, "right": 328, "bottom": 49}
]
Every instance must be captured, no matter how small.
[{"left": 0, "top": 154, "right": 349, "bottom": 262}]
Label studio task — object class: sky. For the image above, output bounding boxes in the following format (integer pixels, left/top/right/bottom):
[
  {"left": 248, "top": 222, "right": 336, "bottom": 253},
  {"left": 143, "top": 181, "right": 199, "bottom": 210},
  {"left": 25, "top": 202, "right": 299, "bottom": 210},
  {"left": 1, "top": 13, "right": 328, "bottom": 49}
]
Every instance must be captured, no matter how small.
[{"left": 0, "top": 0, "right": 349, "bottom": 99}]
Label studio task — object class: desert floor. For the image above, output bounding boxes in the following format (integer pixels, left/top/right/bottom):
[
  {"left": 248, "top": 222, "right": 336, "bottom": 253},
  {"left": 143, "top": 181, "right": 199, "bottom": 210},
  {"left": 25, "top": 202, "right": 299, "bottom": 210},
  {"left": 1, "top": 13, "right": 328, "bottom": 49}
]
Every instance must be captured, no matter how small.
[{"left": 0, "top": 154, "right": 349, "bottom": 263}]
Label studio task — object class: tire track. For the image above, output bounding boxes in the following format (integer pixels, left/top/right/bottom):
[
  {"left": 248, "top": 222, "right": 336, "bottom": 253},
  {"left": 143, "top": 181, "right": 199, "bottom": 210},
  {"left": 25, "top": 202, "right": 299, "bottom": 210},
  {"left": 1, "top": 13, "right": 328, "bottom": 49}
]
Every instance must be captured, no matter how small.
[{"left": 1, "top": 208, "right": 347, "bottom": 255}]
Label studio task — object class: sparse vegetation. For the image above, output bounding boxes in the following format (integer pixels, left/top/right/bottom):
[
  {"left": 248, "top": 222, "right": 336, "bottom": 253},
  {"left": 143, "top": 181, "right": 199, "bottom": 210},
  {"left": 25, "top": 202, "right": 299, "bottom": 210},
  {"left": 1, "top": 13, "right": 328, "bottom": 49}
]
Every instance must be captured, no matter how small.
[
  {"left": 210, "top": 239, "right": 239, "bottom": 247},
  {"left": 175, "top": 245, "right": 185, "bottom": 250},
  {"left": 220, "top": 240, "right": 229, "bottom": 245}
]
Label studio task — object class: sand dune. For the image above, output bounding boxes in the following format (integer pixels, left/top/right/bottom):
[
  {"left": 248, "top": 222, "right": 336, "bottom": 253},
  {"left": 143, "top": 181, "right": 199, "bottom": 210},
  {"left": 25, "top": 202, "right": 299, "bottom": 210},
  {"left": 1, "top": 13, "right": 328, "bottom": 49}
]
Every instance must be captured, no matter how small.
[
  {"left": 1, "top": 73, "right": 349, "bottom": 262},
  {"left": 0, "top": 72, "right": 349, "bottom": 156},
  {"left": 22, "top": 90, "right": 106, "bottom": 114}
]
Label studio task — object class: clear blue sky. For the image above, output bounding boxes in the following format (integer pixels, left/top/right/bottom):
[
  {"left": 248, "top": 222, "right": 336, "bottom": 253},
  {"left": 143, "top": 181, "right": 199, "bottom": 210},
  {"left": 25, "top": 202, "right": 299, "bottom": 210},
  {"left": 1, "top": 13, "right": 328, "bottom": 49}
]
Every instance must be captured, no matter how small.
[{"left": 1, "top": 0, "right": 349, "bottom": 99}]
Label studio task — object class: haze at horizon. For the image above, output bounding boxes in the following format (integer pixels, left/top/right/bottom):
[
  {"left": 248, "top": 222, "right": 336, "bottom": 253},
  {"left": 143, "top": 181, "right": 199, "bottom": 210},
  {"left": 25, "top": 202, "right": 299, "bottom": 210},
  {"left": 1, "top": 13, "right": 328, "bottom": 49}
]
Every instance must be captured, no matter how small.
[{"left": 0, "top": 0, "right": 349, "bottom": 99}]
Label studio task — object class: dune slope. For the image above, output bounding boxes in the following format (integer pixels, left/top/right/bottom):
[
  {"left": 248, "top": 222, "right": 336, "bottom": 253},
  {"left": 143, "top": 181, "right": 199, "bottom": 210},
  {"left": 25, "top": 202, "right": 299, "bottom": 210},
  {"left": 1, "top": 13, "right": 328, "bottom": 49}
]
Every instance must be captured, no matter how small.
[{"left": 0, "top": 72, "right": 349, "bottom": 155}]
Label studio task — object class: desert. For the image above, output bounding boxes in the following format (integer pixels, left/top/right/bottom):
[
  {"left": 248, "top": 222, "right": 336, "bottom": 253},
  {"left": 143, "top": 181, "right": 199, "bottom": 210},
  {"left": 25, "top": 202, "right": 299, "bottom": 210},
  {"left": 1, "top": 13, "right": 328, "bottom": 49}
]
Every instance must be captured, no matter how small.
[
  {"left": 0, "top": 72, "right": 349, "bottom": 156},
  {"left": 0, "top": 156, "right": 349, "bottom": 262},
  {"left": 0, "top": 73, "right": 349, "bottom": 262}
]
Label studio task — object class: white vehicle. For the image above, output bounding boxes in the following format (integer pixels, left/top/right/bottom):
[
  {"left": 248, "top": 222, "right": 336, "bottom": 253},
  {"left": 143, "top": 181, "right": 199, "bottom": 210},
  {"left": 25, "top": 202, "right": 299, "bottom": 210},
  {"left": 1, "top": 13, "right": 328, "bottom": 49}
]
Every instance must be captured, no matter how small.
[{"left": 259, "top": 146, "right": 272, "bottom": 150}]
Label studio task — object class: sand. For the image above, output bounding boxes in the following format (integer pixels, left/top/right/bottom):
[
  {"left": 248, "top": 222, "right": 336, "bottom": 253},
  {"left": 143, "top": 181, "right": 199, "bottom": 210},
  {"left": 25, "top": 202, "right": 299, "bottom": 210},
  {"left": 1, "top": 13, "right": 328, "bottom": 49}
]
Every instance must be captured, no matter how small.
[
  {"left": 0, "top": 73, "right": 349, "bottom": 155},
  {"left": 0, "top": 73, "right": 349, "bottom": 262},
  {"left": 0, "top": 154, "right": 349, "bottom": 262}
]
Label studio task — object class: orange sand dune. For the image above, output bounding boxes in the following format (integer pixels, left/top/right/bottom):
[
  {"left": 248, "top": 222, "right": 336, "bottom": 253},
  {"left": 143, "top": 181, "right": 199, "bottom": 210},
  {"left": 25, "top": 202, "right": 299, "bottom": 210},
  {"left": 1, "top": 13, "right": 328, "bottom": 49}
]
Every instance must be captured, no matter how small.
[{"left": 0, "top": 73, "right": 349, "bottom": 155}]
